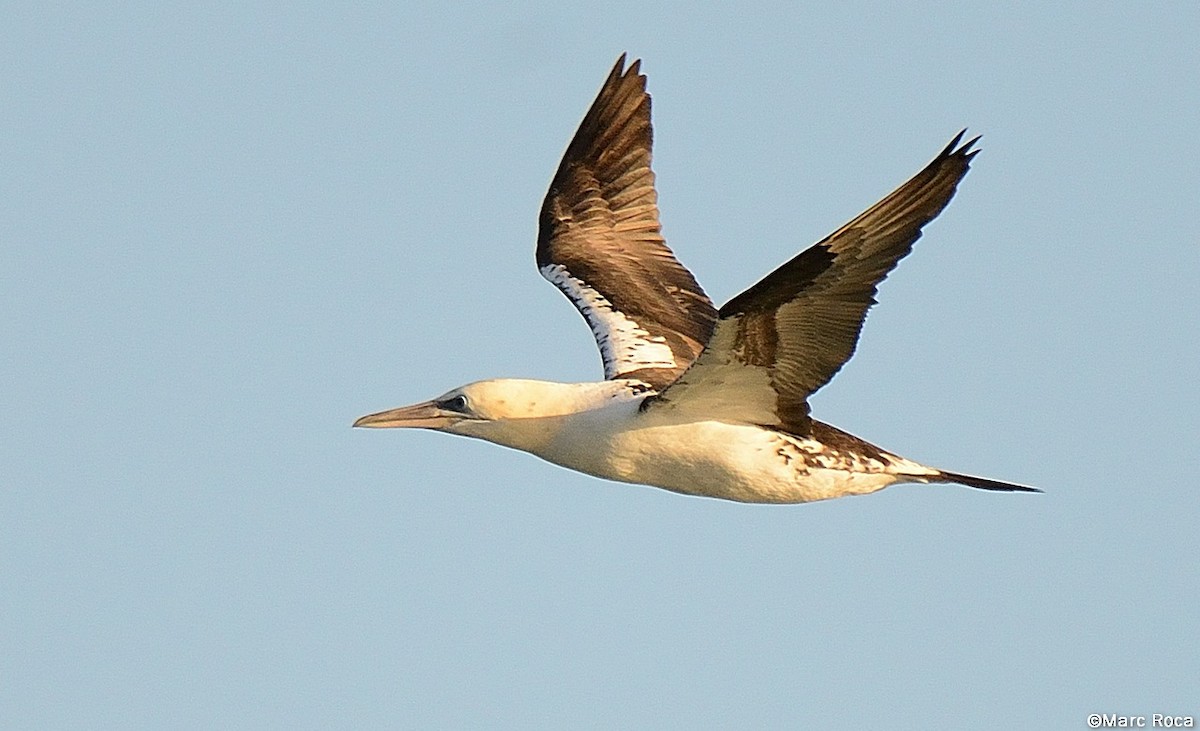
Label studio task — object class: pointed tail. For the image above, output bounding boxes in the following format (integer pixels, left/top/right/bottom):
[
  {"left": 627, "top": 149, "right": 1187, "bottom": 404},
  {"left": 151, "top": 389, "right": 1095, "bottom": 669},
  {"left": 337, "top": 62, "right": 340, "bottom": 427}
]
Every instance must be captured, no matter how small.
[{"left": 931, "top": 470, "right": 1042, "bottom": 493}]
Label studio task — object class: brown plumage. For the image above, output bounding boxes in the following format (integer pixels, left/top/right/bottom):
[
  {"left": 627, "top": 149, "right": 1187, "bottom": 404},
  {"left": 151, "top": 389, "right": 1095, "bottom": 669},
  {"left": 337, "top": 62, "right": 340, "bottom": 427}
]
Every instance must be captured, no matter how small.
[
  {"left": 712, "top": 132, "right": 979, "bottom": 432},
  {"left": 648, "top": 133, "right": 982, "bottom": 442},
  {"left": 537, "top": 55, "right": 717, "bottom": 389}
]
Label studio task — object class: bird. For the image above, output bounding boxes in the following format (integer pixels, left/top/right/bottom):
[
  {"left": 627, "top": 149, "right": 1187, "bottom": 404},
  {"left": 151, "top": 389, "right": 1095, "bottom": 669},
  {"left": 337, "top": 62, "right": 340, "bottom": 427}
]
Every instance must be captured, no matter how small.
[{"left": 354, "top": 54, "right": 1040, "bottom": 504}]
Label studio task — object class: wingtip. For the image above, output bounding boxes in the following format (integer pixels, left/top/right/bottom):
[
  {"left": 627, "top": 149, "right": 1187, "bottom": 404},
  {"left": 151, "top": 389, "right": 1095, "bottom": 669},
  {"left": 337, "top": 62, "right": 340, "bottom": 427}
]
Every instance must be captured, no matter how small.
[
  {"left": 943, "top": 129, "right": 966, "bottom": 154},
  {"left": 611, "top": 52, "right": 644, "bottom": 80},
  {"left": 608, "top": 53, "right": 628, "bottom": 82},
  {"left": 939, "top": 129, "right": 981, "bottom": 160}
]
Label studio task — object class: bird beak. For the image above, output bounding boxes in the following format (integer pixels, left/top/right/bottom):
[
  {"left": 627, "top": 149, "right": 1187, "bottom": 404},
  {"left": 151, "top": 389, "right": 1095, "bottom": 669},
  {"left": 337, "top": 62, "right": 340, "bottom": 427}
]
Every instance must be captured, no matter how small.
[{"left": 353, "top": 401, "right": 455, "bottom": 429}]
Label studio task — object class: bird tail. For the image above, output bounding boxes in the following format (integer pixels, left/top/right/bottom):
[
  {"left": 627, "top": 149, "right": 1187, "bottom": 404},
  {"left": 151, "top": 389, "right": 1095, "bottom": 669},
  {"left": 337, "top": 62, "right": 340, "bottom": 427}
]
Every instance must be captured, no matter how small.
[{"left": 930, "top": 470, "right": 1042, "bottom": 493}]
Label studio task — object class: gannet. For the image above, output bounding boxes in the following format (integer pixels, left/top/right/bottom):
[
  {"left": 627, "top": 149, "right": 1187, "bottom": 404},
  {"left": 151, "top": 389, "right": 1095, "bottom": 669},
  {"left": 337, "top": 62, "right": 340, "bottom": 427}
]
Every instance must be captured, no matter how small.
[{"left": 354, "top": 55, "right": 1040, "bottom": 504}]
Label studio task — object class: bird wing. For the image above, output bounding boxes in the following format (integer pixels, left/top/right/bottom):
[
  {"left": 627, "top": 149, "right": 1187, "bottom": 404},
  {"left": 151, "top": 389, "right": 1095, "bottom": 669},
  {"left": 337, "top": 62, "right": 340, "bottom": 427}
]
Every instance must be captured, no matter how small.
[
  {"left": 648, "top": 133, "right": 980, "bottom": 433},
  {"left": 537, "top": 55, "right": 717, "bottom": 390}
]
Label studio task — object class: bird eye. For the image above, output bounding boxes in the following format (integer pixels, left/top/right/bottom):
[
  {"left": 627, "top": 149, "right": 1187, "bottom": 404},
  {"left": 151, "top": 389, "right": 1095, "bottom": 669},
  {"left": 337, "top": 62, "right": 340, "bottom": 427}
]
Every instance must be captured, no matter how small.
[{"left": 438, "top": 395, "right": 469, "bottom": 413}]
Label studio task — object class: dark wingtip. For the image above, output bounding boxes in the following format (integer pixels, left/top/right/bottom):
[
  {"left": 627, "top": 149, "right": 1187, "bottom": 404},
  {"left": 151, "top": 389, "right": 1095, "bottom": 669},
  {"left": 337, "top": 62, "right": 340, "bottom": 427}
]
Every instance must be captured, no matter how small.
[
  {"left": 939, "top": 129, "right": 981, "bottom": 161},
  {"left": 611, "top": 52, "right": 643, "bottom": 77},
  {"left": 941, "top": 129, "right": 966, "bottom": 156},
  {"left": 627, "top": 56, "right": 643, "bottom": 81},
  {"left": 936, "top": 469, "right": 1042, "bottom": 493},
  {"left": 607, "top": 53, "right": 629, "bottom": 83}
]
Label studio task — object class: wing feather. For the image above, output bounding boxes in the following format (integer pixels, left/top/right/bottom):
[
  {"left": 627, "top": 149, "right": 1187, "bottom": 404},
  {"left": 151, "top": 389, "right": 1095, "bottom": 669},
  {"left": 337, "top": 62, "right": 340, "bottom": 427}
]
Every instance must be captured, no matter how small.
[
  {"left": 537, "top": 56, "right": 717, "bottom": 389},
  {"left": 652, "top": 133, "right": 980, "bottom": 432}
]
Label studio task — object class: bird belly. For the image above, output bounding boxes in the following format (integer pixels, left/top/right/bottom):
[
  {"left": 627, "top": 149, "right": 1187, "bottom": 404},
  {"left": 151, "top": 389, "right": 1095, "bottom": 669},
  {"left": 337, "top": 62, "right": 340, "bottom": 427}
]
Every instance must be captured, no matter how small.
[{"left": 545, "top": 418, "right": 906, "bottom": 504}]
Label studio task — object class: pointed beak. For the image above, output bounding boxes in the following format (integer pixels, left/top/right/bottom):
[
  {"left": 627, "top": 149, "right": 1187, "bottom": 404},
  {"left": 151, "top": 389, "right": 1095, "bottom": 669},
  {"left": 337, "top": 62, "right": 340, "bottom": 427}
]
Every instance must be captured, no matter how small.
[{"left": 353, "top": 401, "right": 455, "bottom": 429}]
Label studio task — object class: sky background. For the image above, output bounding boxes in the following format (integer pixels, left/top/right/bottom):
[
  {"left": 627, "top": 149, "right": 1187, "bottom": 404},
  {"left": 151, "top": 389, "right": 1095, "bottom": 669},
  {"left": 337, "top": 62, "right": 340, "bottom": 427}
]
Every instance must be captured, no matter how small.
[{"left": 3, "top": 2, "right": 1198, "bottom": 728}]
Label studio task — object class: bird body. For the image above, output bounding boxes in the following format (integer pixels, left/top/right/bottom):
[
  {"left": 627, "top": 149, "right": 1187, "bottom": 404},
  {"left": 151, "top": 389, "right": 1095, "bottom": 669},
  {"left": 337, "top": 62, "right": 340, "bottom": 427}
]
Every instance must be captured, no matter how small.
[
  {"left": 548, "top": 398, "right": 923, "bottom": 504},
  {"left": 355, "top": 55, "right": 1039, "bottom": 504}
]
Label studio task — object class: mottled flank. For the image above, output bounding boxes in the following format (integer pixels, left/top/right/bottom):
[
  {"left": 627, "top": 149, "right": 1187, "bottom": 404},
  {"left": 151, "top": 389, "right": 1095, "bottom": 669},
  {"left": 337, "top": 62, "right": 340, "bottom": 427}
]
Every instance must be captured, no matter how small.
[{"left": 770, "top": 425, "right": 891, "bottom": 474}]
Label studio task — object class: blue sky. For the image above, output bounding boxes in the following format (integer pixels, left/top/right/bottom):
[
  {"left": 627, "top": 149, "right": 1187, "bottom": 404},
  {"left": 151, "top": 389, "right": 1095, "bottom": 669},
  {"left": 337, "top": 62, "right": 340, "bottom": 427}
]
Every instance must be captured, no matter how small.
[{"left": 3, "top": 2, "right": 1197, "bottom": 728}]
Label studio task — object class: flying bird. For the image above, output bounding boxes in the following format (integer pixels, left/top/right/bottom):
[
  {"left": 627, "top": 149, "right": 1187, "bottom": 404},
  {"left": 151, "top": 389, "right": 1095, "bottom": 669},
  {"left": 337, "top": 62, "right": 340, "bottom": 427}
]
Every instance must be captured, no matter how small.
[{"left": 354, "top": 55, "right": 1039, "bottom": 504}]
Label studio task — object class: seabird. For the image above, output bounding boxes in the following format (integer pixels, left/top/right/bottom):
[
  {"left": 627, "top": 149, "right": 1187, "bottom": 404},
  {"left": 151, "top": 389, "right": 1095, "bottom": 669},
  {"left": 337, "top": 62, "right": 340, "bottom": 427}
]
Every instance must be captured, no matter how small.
[{"left": 354, "top": 55, "right": 1040, "bottom": 504}]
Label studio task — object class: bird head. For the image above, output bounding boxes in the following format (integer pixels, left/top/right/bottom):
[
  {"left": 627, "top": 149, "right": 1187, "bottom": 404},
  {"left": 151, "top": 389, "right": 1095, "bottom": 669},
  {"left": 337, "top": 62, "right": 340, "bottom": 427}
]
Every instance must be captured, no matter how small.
[{"left": 353, "top": 379, "right": 629, "bottom": 449}]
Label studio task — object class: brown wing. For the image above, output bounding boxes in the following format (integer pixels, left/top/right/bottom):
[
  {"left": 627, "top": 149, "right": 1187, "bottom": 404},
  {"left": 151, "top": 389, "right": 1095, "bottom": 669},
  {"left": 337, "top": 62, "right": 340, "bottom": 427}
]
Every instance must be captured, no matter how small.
[
  {"left": 650, "top": 133, "right": 980, "bottom": 432},
  {"left": 537, "top": 55, "right": 717, "bottom": 389}
]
